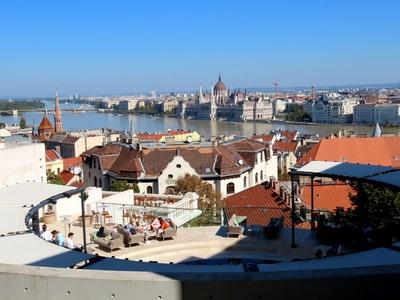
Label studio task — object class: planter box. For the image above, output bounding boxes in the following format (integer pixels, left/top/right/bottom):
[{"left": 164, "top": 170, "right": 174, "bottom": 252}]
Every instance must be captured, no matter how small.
[{"left": 42, "top": 213, "right": 56, "bottom": 224}]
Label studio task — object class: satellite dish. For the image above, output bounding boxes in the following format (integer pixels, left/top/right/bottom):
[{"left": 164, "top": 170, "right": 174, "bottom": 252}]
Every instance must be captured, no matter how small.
[
  {"left": 238, "top": 159, "right": 243, "bottom": 165},
  {"left": 186, "top": 136, "right": 193, "bottom": 143}
]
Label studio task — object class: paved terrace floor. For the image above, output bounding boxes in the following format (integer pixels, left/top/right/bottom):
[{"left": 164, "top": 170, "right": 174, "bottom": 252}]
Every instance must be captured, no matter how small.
[{"left": 48, "top": 219, "right": 317, "bottom": 264}]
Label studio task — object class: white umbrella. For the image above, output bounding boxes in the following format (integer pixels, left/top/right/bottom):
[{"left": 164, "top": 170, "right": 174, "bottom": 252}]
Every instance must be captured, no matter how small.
[{"left": 0, "top": 128, "right": 11, "bottom": 138}]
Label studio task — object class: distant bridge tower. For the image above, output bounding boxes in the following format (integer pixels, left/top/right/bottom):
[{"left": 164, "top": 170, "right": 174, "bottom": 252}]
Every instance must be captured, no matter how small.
[
  {"left": 12, "top": 109, "right": 18, "bottom": 116},
  {"left": 54, "top": 90, "right": 63, "bottom": 133},
  {"left": 273, "top": 82, "right": 279, "bottom": 99}
]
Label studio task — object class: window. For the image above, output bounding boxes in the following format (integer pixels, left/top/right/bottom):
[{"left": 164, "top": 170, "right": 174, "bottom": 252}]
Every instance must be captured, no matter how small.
[
  {"left": 98, "top": 159, "right": 101, "bottom": 170},
  {"left": 226, "top": 182, "right": 235, "bottom": 194},
  {"left": 99, "top": 178, "right": 102, "bottom": 188},
  {"left": 255, "top": 173, "right": 258, "bottom": 183},
  {"left": 260, "top": 170, "right": 263, "bottom": 180},
  {"left": 88, "top": 171, "right": 91, "bottom": 179},
  {"left": 243, "top": 176, "right": 247, "bottom": 188},
  {"left": 93, "top": 159, "right": 96, "bottom": 169},
  {"left": 176, "top": 164, "right": 181, "bottom": 168},
  {"left": 94, "top": 176, "right": 97, "bottom": 187},
  {"left": 57, "top": 168, "right": 60, "bottom": 174},
  {"left": 146, "top": 186, "right": 153, "bottom": 193},
  {"left": 168, "top": 174, "right": 173, "bottom": 178}
]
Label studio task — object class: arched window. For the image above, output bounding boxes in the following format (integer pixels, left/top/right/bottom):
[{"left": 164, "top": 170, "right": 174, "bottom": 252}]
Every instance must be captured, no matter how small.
[
  {"left": 94, "top": 176, "right": 97, "bottom": 187},
  {"left": 255, "top": 173, "right": 258, "bottom": 183},
  {"left": 260, "top": 170, "right": 263, "bottom": 180},
  {"left": 165, "top": 186, "right": 176, "bottom": 195},
  {"left": 226, "top": 182, "right": 235, "bottom": 194},
  {"left": 98, "top": 178, "right": 102, "bottom": 188},
  {"left": 146, "top": 186, "right": 153, "bottom": 194},
  {"left": 243, "top": 176, "right": 247, "bottom": 188}
]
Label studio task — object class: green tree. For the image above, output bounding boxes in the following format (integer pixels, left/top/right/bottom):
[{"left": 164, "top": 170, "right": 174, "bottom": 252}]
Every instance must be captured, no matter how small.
[
  {"left": 285, "top": 104, "right": 310, "bottom": 122},
  {"left": 110, "top": 180, "right": 139, "bottom": 192},
  {"left": 175, "top": 174, "right": 222, "bottom": 226},
  {"left": 19, "top": 116, "right": 27, "bottom": 129},
  {"left": 47, "top": 171, "right": 63, "bottom": 185},
  {"left": 348, "top": 182, "right": 400, "bottom": 245}
]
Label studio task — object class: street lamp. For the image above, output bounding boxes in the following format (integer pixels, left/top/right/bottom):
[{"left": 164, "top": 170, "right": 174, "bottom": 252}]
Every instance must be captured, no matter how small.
[{"left": 80, "top": 191, "right": 89, "bottom": 253}]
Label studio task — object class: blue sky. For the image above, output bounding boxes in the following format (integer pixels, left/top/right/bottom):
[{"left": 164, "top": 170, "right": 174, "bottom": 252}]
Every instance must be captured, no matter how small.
[{"left": 1, "top": 0, "right": 399, "bottom": 97}]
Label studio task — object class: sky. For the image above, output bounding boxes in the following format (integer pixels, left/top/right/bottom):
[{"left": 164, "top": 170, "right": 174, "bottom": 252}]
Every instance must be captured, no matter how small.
[{"left": 0, "top": 0, "right": 400, "bottom": 97}]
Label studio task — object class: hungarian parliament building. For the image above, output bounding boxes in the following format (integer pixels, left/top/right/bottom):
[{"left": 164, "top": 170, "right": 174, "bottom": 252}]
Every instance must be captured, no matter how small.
[{"left": 176, "top": 75, "right": 273, "bottom": 121}]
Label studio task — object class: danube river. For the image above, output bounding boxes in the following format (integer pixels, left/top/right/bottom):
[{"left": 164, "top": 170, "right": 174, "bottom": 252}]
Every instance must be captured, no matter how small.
[{"left": 1, "top": 101, "right": 400, "bottom": 138}]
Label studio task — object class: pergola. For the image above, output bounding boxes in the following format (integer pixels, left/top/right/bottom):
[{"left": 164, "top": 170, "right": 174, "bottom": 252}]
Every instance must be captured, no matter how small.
[{"left": 288, "top": 161, "right": 400, "bottom": 248}]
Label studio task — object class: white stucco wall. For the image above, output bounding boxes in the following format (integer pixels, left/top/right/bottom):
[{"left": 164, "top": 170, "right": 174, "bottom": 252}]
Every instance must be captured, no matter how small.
[
  {"left": 0, "top": 143, "right": 46, "bottom": 188},
  {"left": 158, "top": 156, "right": 198, "bottom": 194}
]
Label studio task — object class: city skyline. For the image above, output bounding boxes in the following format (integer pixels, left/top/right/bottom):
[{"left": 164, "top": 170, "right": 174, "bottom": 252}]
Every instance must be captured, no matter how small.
[{"left": 1, "top": 0, "right": 400, "bottom": 97}]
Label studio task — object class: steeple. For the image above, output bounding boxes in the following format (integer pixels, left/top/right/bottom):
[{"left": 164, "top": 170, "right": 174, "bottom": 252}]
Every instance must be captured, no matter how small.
[
  {"left": 372, "top": 122, "right": 382, "bottom": 137},
  {"left": 199, "top": 86, "right": 204, "bottom": 102},
  {"left": 218, "top": 73, "right": 221, "bottom": 82},
  {"left": 54, "top": 89, "right": 63, "bottom": 133}
]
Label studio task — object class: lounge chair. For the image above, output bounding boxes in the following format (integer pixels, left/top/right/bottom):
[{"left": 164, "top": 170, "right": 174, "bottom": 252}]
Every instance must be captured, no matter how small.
[
  {"left": 116, "top": 225, "right": 144, "bottom": 246},
  {"left": 227, "top": 214, "right": 243, "bottom": 237},
  {"left": 263, "top": 217, "right": 284, "bottom": 238},
  {"left": 92, "top": 228, "right": 123, "bottom": 252},
  {"left": 158, "top": 219, "right": 177, "bottom": 241}
]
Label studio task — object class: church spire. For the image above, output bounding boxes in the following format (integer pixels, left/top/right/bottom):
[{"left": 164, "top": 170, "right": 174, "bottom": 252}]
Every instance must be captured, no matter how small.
[
  {"left": 54, "top": 89, "right": 63, "bottom": 133},
  {"left": 218, "top": 73, "right": 221, "bottom": 82}
]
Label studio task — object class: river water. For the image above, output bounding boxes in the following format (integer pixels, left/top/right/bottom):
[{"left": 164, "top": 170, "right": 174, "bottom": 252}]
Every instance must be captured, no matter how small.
[{"left": 1, "top": 101, "right": 400, "bottom": 138}]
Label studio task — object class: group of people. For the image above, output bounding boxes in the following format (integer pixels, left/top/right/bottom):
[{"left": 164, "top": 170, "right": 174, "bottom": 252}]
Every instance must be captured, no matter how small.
[
  {"left": 124, "top": 216, "right": 171, "bottom": 236},
  {"left": 39, "top": 224, "right": 78, "bottom": 250}
]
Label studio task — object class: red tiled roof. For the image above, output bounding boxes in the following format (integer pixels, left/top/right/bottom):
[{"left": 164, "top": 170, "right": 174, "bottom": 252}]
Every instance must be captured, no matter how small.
[
  {"left": 301, "top": 182, "right": 355, "bottom": 212},
  {"left": 136, "top": 130, "right": 191, "bottom": 142},
  {"left": 297, "top": 137, "right": 400, "bottom": 168},
  {"left": 38, "top": 115, "right": 54, "bottom": 130},
  {"left": 273, "top": 141, "right": 298, "bottom": 153},
  {"left": 63, "top": 156, "right": 82, "bottom": 170},
  {"left": 224, "top": 184, "right": 292, "bottom": 227},
  {"left": 280, "top": 130, "right": 297, "bottom": 142},
  {"left": 227, "top": 139, "right": 266, "bottom": 152},
  {"left": 59, "top": 170, "right": 77, "bottom": 185},
  {"left": 45, "top": 149, "right": 62, "bottom": 162},
  {"left": 251, "top": 134, "right": 274, "bottom": 143}
]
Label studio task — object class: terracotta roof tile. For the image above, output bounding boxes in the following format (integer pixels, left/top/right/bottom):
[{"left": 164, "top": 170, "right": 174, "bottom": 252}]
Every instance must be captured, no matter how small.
[
  {"left": 59, "top": 170, "right": 77, "bottom": 185},
  {"left": 38, "top": 115, "right": 54, "bottom": 130},
  {"left": 224, "top": 184, "right": 292, "bottom": 227},
  {"left": 63, "top": 157, "right": 82, "bottom": 169},
  {"left": 301, "top": 182, "right": 354, "bottom": 212},
  {"left": 273, "top": 141, "right": 298, "bottom": 153},
  {"left": 297, "top": 137, "right": 400, "bottom": 168},
  {"left": 45, "top": 149, "right": 62, "bottom": 162},
  {"left": 280, "top": 130, "right": 297, "bottom": 142},
  {"left": 251, "top": 134, "right": 274, "bottom": 143}
]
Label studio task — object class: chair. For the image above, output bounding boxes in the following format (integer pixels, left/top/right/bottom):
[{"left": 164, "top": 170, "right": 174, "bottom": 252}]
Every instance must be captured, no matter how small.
[
  {"left": 92, "top": 228, "right": 123, "bottom": 252},
  {"left": 116, "top": 225, "right": 144, "bottom": 246},
  {"left": 263, "top": 217, "right": 284, "bottom": 238},
  {"left": 226, "top": 214, "right": 243, "bottom": 238},
  {"left": 158, "top": 219, "right": 177, "bottom": 241}
]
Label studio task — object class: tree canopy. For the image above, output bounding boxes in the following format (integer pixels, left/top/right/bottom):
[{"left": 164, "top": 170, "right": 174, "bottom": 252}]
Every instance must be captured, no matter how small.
[
  {"left": 175, "top": 174, "right": 222, "bottom": 226},
  {"left": 285, "top": 104, "right": 310, "bottom": 122},
  {"left": 47, "top": 171, "right": 63, "bottom": 185},
  {"left": 110, "top": 180, "right": 139, "bottom": 193},
  {"left": 19, "top": 116, "right": 27, "bottom": 129}
]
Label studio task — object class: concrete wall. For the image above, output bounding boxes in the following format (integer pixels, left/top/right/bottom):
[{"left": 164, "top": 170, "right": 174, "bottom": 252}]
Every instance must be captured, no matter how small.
[
  {"left": 0, "top": 143, "right": 46, "bottom": 188},
  {"left": 0, "top": 263, "right": 398, "bottom": 300}
]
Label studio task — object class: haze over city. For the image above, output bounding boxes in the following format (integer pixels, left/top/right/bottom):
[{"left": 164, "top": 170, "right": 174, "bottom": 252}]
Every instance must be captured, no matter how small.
[{"left": 1, "top": 0, "right": 400, "bottom": 97}]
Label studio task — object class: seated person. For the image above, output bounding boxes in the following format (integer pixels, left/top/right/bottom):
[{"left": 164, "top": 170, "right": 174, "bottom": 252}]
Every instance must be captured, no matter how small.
[
  {"left": 125, "top": 220, "right": 137, "bottom": 235},
  {"left": 150, "top": 217, "right": 162, "bottom": 231},
  {"left": 160, "top": 218, "right": 170, "bottom": 230},
  {"left": 40, "top": 224, "right": 52, "bottom": 241},
  {"left": 64, "top": 232, "right": 76, "bottom": 249},
  {"left": 51, "top": 230, "right": 65, "bottom": 246},
  {"left": 96, "top": 226, "right": 106, "bottom": 238}
]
